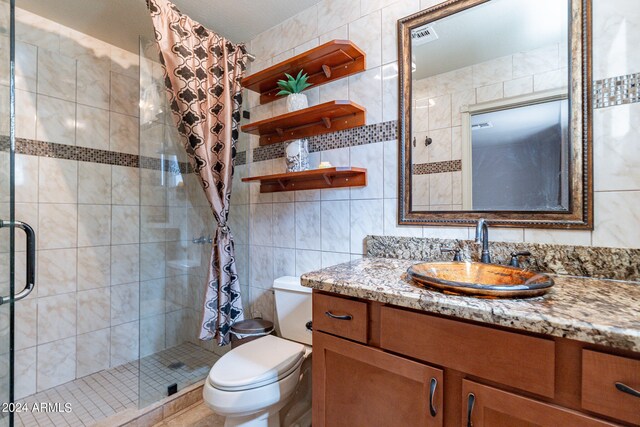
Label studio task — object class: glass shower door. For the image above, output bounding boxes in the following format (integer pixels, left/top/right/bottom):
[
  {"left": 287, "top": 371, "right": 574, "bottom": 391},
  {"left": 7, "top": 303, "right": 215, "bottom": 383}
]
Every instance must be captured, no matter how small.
[
  {"left": 0, "top": 0, "right": 15, "bottom": 425},
  {"left": 1, "top": 1, "right": 36, "bottom": 425}
]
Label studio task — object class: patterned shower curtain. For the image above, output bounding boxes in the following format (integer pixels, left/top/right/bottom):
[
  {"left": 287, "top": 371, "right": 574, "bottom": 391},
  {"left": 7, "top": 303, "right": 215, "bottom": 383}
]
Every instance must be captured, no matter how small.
[{"left": 147, "top": 0, "right": 247, "bottom": 345}]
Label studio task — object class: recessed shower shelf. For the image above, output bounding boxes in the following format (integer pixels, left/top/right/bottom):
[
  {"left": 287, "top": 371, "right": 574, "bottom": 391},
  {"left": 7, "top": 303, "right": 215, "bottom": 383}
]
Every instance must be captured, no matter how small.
[
  {"left": 240, "top": 100, "right": 366, "bottom": 146},
  {"left": 242, "top": 39, "right": 366, "bottom": 105},
  {"left": 241, "top": 167, "right": 367, "bottom": 193}
]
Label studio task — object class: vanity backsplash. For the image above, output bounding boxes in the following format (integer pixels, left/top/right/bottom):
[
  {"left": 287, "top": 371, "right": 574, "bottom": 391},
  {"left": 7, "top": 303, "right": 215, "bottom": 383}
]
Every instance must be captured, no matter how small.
[{"left": 365, "top": 235, "right": 640, "bottom": 282}]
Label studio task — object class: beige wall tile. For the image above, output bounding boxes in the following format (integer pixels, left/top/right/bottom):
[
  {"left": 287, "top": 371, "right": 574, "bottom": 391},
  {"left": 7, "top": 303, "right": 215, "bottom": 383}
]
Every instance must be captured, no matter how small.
[
  {"left": 38, "top": 293, "right": 76, "bottom": 343},
  {"left": 110, "top": 244, "right": 139, "bottom": 286},
  {"left": 77, "top": 56, "right": 111, "bottom": 110},
  {"left": 37, "top": 336, "right": 76, "bottom": 391},
  {"left": 38, "top": 248, "right": 77, "bottom": 296},
  {"left": 110, "top": 72, "right": 139, "bottom": 117},
  {"left": 76, "top": 328, "right": 110, "bottom": 377},
  {"left": 76, "top": 105, "right": 110, "bottom": 150},
  {"left": 15, "top": 347, "right": 36, "bottom": 398},
  {"left": 15, "top": 41, "right": 37, "bottom": 93},
  {"left": 36, "top": 95, "right": 76, "bottom": 145},
  {"left": 38, "top": 203, "right": 77, "bottom": 249},
  {"left": 78, "top": 204, "right": 111, "bottom": 247},
  {"left": 592, "top": 191, "right": 640, "bottom": 248},
  {"left": 593, "top": 103, "right": 640, "bottom": 191},
  {"left": 110, "top": 321, "right": 139, "bottom": 367},
  {"left": 78, "top": 162, "right": 111, "bottom": 205},
  {"left": 349, "top": 67, "right": 383, "bottom": 124},
  {"left": 77, "top": 246, "right": 111, "bottom": 291},
  {"left": 318, "top": 0, "right": 361, "bottom": 34},
  {"left": 77, "top": 288, "right": 110, "bottom": 334},
  {"left": 349, "top": 10, "right": 382, "bottom": 69},
  {"left": 37, "top": 48, "right": 76, "bottom": 101},
  {"left": 38, "top": 157, "right": 77, "bottom": 204}
]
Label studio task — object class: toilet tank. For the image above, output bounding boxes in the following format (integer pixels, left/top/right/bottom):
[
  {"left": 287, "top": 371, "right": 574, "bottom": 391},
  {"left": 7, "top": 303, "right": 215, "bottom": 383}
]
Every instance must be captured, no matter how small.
[{"left": 273, "top": 276, "right": 312, "bottom": 346}]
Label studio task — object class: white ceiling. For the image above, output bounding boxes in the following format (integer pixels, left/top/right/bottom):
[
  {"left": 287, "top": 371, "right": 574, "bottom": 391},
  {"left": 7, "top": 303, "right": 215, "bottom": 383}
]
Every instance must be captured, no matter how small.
[{"left": 17, "top": 0, "right": 319, "bottom": 52}]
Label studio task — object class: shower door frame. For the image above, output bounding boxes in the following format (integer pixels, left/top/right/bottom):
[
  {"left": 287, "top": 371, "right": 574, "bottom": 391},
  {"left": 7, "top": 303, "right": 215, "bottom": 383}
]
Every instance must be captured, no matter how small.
[
  {"left": 1, "top": 1, "right": 37, "bottom": 424},
  {"left": 1, "top": 0, "right": 17, "bottom": 425}
]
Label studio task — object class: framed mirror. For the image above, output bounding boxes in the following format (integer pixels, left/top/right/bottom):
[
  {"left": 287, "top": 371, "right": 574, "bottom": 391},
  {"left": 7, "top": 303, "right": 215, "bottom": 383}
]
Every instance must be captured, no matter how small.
[{"left": 397, "top": 0, "right": 592, "bottom": 228}]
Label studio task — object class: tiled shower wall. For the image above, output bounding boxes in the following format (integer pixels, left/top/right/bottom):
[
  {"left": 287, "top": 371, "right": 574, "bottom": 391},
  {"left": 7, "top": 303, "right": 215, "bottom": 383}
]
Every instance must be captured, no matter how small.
[
  {"left": 239, "top": 0, "right": 640, "bottom": 321},
  {"left": 0, "top": 7, "right": 227, "bottom": 400}
]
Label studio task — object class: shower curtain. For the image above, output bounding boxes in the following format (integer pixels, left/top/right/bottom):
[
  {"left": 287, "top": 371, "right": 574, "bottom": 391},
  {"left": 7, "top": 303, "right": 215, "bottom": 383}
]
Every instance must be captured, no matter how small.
[{"left": 147, "top": 0, "right": 247, "bottom": 345}]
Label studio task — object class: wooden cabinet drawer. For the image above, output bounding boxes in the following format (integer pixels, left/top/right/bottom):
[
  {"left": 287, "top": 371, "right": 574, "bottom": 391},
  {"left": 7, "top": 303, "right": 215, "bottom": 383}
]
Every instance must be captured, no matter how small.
[
  {"left": 582, "top": 350, "right": 640, "bottom": 425},
  {"left": 462, "top": 380, "right": 617, "bottom": 426},
  {"left": 312, "top": 292, "right": 368, "bottom": 343},
  {"left": 380, "top": 306, "right": 556, "bottom": 398}
]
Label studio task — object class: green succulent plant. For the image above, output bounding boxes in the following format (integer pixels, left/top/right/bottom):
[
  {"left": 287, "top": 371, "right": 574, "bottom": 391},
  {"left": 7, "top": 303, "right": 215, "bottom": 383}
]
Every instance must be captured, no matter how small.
[{"left": 276, "top": 70, "right": 312, "bottom": 96}]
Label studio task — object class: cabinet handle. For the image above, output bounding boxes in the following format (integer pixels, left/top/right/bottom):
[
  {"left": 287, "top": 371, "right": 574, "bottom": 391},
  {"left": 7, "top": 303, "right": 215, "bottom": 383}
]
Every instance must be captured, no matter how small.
[
  {"left": 615, "top": 382, "right": 640, "bottom": 398},
  {"left": 466, "top": 393, "right": 475, "bottom": 427},
  {"left": 428, "top": 378, "right": 437, "bottom": 417},
  {"left": 325, "top": 311, "right": 353, "bottom": 321}
]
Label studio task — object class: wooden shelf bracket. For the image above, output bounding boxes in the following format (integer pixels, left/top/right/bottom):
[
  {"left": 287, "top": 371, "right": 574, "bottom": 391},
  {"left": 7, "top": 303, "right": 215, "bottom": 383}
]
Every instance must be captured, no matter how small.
[{"left": 321, "top": 64, "right": 332, "bottom": 78}]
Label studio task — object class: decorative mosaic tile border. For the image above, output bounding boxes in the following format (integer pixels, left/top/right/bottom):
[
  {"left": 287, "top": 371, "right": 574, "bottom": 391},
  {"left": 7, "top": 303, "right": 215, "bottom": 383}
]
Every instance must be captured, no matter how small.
[
  {"left": 365, "top": 235, "right": 640, "bottom": 282},
  {"left": 593, "top": 72, "right": 640, "bottom": 108},
  {"left": 252, "top": 120, "right": 398, "bottom": 163},
  {"left": 0, "top": 136, "right": 190, "bottom": 173},
  {"left": 236, "top": 150, "right": 247, "bottom": 166},
  {"left": 413, "top": 159, "right": 461, "bottom": 175}
]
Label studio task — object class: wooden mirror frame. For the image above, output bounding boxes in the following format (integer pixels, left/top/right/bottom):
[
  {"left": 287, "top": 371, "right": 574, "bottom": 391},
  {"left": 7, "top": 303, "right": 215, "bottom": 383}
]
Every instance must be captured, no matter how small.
[{"left": 397, "top": 0, "right": 593, "bottom": 229}]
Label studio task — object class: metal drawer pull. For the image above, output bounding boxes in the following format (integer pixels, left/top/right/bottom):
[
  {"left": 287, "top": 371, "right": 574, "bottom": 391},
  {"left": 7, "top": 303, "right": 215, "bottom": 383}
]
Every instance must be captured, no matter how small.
[
  {"left": 615, "top": 382, "right": 640, "bottom": 398},
  {"left": 429, "top": 377, "right": 437, "bottom": 417},
  {"left": 466, "top": 393, "right": 475, "bottom": 427},
  {"left": 325, "top": 311, "right": 353, "bottom": 320}
]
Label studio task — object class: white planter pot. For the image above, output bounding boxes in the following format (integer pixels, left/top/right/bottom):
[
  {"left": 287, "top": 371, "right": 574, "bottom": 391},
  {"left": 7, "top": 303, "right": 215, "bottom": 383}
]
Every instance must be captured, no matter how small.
[{"left": 286, "top": 93, "right": 308, "bottom": 112}]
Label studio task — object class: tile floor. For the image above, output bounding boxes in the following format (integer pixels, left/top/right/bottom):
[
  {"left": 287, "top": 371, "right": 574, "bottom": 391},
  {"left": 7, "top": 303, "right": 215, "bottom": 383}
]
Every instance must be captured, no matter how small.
[{"left": 13, "top": 342, "right": 219, "bottom": 427}]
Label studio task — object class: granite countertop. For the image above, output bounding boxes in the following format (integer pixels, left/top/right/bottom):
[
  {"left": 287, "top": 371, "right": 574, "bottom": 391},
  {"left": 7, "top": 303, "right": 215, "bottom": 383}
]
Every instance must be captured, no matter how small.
[{"left": 301, "top": 257, "right": 640, "bottom": 352}]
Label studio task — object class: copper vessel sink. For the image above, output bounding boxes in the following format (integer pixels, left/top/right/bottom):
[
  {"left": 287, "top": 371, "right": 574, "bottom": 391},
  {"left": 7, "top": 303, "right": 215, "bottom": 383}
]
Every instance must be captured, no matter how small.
[{"left": 407, "top": 262, "right": 554, "bottom": 298}]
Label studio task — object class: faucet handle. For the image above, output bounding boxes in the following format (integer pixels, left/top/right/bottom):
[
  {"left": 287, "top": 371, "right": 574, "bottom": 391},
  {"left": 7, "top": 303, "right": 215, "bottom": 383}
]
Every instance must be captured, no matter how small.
[
  {"left": 509, "top": 251, "right": 531, "bottom": 268},
  {"left": 441, "top": 247, "right": 462, "bottom": 262}
]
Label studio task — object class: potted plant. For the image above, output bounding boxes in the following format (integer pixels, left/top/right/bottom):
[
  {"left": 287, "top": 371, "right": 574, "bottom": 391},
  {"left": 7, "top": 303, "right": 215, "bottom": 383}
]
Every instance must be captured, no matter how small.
[{"left": 276, "top": 70, "right": 312, "bottom": 112}]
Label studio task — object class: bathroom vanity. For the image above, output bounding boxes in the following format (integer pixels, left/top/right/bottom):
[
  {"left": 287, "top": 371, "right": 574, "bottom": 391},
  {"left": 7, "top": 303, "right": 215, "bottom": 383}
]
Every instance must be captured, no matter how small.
[{"left": 302, "top": 258, "right": 640, "bottom": 427}]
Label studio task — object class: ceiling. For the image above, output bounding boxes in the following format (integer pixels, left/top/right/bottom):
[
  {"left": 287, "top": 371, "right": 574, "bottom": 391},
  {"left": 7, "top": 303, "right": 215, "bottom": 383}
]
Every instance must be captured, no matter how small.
[
  {"left": 411, "top": 0, "right": 569, "bottom": 79},
  {"left": 17, "top": 0, "right": 319, "bottom": 52}
]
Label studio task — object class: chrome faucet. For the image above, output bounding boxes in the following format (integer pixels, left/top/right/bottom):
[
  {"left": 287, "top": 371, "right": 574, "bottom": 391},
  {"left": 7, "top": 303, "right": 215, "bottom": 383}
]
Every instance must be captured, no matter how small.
[{"left": 474, "top": 218, "right": 491, "bottom": 264}]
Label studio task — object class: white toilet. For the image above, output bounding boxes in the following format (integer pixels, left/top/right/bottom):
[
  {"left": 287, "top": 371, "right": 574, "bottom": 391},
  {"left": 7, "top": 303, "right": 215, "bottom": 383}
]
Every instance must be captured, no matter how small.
[{"left": 203, "top": 276, "right": 312, "bottom": 427}]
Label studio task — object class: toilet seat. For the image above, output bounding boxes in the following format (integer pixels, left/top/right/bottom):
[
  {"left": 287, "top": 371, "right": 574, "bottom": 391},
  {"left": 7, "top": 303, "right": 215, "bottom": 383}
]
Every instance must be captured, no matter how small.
[{"left": 209, "top": 335, "right": 305, "bottom": 392}]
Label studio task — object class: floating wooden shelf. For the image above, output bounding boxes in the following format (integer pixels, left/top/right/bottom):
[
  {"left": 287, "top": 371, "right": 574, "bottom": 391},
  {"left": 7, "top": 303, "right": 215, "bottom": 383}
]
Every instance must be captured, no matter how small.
[
  {"left": 242, "top": 167, "right": 367, "bottom": 193},
  {"left": 241, "top": 100, "right": 366, "bottom": 146},
  {"left": 242, "top": 40, "right": 366, "bottom": 105}
]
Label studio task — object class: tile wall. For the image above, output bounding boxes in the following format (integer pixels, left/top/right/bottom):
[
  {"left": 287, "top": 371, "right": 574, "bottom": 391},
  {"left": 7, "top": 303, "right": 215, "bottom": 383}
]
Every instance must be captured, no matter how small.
[
  {"left": 239, "top": 0, "right": 640, "bottom": 321},
  {"left": 0, "top": 8, "right": 231, "bottom": 400}
]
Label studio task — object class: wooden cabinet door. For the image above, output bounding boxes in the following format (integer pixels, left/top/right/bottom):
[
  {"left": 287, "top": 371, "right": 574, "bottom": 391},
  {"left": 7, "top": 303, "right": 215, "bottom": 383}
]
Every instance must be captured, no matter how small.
[
  {"left": 313, "top": 331, "right": 444, "bottom": 427},
  {"left": 462, "top": 380, "right": 618, "bottom": 427}
]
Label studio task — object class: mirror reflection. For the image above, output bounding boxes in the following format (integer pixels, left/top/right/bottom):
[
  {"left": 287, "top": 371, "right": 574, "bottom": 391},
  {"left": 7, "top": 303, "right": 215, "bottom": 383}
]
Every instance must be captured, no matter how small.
[{"left": 409, "top": 0, "right": 569, "bottom": 212}]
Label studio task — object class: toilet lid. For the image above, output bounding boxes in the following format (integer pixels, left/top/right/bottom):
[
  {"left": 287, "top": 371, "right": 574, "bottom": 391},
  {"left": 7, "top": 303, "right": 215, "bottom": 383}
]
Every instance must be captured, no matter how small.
[{"left": 209, "top": 335, "right": 305, "bottom": 391}]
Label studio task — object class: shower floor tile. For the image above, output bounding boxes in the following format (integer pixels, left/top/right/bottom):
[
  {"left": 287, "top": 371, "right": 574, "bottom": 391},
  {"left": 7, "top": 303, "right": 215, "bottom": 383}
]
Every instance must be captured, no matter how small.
[{"left": 15, "top": 342, "right": 219, "bottom": 427}]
